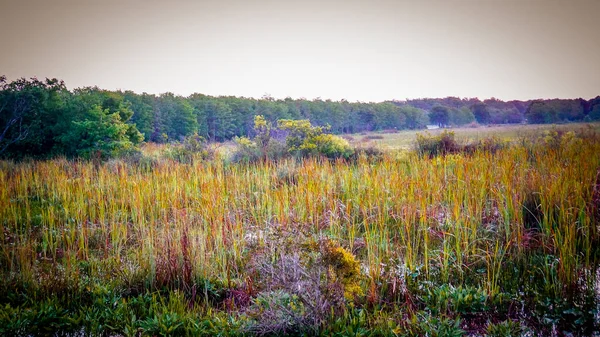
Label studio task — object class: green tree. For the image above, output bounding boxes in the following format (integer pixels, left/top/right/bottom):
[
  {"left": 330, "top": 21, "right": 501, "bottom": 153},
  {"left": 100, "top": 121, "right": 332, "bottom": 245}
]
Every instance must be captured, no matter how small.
[
  {"left": 156, "top": 93, "right": 197, "bottom": 141},
  {"left": 60, "top": 104, "right": 142, "bottom": 158},
  {"left": 429, "top": 105, "right": 450, "bottom": 128},
  {"left": 525, "top": 101, "right": 559, "bottom": 124},
  {"left": 449, "top": 106, "right": 475, "bottom": 126},
  {"left": 124, "top": 91, "right": 155, "bottom": 140},
  {"left": 471, "top": 102, "right": 491, "bottom": 124},
  {"left": 400, "top": 105, "right": 429, "bottom": 129},
  {"left": 587, "top": 102, "right": 600, "bottom": 121},
  {"left": 0, "top": 76, "right": 67, "bottom": 157},
  {"left": 373, "top": 102, "right": 406, "bottom": 130}
]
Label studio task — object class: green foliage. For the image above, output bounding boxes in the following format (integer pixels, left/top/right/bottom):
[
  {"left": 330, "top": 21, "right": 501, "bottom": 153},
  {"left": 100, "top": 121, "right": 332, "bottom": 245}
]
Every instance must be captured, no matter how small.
[
  {"left": 0, "top": 78, "right": 145, "bottom": 159},
  {"left": 138, "top": 312, "right": 190, "bottom": 336},
  {"left": 449, "top": 106, "right": 475, "bottom": 126},
  {"left": 156, "top": 93, "right": 198, "bottom": 141},
  {"left": 525, "top": 101, "right": 559, "bottom": 124},
  {"left": 589, "top": 100, "right": 600, "bottom": 120},
  {"left": 372, "top": 102, "right": 407, "bottom": 130},
  {"left": 278, "top": 119, "right": 354, "bottom": 159},
  {"left": 486, "top": 320, "right": 526, "bottom": 337},
  {"left": 401, "top": 312, "right": 465, "bottom": 337},
  {"left": 423, "top": 284, "right": 488, "bottom": 315},
  {"left": 400, "top": 105, "right": 429, "bottom": 129},
  {"left": 0, "top": 76, "right": 67, "bottom": 157},
  {"left": 1, "top": 76, "right": 596, "bottom": 161},
  {"left": 62, "top": 104, "right": 143, "bottom": 159},
  {"left": 429, "top": 105, "right": 450, "bottom": 127},
  {"left": 471, "top": 102, "right": 491, "bottom": 124},
  {"left": 0, "top": 304, "right": 29, "bottom": 336}
]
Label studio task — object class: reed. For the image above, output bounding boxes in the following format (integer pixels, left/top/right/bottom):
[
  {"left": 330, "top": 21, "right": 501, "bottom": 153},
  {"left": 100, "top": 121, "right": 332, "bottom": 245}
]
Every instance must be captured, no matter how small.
[{"left": 1, "top": 126, "right": 599, "bottom": 335}]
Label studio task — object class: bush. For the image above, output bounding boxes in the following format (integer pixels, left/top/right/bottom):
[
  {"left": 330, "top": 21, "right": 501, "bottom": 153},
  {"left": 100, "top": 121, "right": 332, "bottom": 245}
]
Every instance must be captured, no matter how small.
[
  {"left": 415, "top": 131, "right": 461, "bottom": 158},
  {"left": 350, "top": 145, "right": 385, "bottom": 163},
  {"left": 231, "top": 136, "right": 287, "bottom": 163},
  {"left": 231, "top": 115, "right": 288, "bottom": 163},
  {"left": 162, "top": 133, "right": 212, "bottom": 164},
  {"left": 233, "top": 117, "right": 355, "bottom": 162},
  {"left": 462, "top": 137, "right": 506, "bottom": 155},
  {"left": 231, "top": 136, "right": 261, "bottom": 163},
  {"left": 278, "top": 119, "right": 354, "bottom": 159},
  {"left": 415, "top": 131, "right": 507, "bottom": 158}
]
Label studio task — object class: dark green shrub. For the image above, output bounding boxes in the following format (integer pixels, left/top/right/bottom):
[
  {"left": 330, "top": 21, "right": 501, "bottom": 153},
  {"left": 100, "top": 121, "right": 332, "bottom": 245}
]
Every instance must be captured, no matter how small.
[
  {"left": 415, "top": 131, "right": 507, "bottom": 157},
  {"left": 415, "top": 131, "right": 460, "bottom": 158}
]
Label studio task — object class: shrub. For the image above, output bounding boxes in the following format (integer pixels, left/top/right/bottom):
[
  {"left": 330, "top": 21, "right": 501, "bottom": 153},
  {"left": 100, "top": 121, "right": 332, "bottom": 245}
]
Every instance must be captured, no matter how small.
[
  {"left": 162, "top": 133, "right": 212, "bottom": 164},
  {"left": 415, "top": 131, "right": 507, "bottom": 157},
  {"left": 233, "top": 117, "right": 355, "bottom": 162},
  {"left": 415, "top": 130, "right": 461, "bottom": 158},
  {"left": 232, "top": 116, "right": 288, "bottom": 163},
  {"left": 321, "top": 239, "right": 364, "bottom": 301},
  {"left": 462, "top": 137, "right": 506, "bottom": 155},
  {"left": 278, "top": 119, "right": 354, "bottom": 159},
  {"left": 363, "top": 134, "right": 385, "bottom": 140},
  {"left": 350, "top": 145, "right": 385, "bottom": 163},
  {"left": 231, "top": 136, "right": 261, "bottom": 163},
  {"left": 231, "top": 136, "right": 287, "bottom": 163}
]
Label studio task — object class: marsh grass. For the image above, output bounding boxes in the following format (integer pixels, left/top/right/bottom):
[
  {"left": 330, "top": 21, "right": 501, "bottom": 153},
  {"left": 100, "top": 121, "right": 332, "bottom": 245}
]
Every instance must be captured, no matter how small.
[{"left": 0, "top": 125, "right": 599, "bottom": 335}]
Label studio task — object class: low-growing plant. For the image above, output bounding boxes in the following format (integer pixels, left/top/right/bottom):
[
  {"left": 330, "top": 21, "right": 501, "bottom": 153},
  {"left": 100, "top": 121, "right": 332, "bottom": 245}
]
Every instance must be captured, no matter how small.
[
  {"left": 423, "top": 284, "right": 488, "bottom": 316},
  {"left": 244, "top": 290, "right": 309, "bottom": 336},
  {"left": 401, "top": 312, "right": 465, "bottom": 337},
  {"left": 486, "top": 320, "right": 525, "bottom": 337}
]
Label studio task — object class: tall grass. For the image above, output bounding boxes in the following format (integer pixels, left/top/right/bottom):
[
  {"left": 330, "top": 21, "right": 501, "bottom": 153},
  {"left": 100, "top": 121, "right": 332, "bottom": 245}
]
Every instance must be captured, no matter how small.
[{"left": 0, "top": 128, "right": 599, "bottom": 335}]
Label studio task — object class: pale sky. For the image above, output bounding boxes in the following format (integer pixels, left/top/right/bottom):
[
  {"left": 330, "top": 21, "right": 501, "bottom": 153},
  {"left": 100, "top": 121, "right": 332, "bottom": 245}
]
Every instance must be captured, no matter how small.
[{"left": 1, "top": 0, "right": 599, "bottom": 102}]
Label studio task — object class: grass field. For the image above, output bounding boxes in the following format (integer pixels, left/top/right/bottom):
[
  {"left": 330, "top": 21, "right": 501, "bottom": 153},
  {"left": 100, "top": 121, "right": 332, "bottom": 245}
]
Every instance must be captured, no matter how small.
[
  {"left": 346, "top": 122, "right": 600, "bottom": 150},
  {"left": 1, "top": 123, "right": 599, "bottom": 336}
]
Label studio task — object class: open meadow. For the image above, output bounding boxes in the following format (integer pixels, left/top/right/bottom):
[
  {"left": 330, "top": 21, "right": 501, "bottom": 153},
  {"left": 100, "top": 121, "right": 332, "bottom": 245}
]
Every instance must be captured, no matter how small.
[{"left": 1, "top": 123, "right": 600, "bottom": 336}]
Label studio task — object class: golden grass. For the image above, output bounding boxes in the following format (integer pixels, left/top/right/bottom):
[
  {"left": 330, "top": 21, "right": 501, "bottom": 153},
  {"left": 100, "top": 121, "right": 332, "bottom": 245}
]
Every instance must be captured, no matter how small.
[{"left": 1, "top": 125, "right": 598, "bottom": 302}]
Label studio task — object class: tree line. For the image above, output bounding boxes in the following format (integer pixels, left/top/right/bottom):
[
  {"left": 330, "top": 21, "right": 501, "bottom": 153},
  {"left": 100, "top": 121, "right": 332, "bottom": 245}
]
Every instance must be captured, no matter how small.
[{"left": 1, "top": 76, "right": 599, "bottom": 159}]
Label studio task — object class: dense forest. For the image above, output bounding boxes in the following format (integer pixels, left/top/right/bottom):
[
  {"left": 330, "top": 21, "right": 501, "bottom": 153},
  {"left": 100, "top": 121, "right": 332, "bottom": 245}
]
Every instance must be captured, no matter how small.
[{"left": 1, "top": 76, "right": 599, "bottom": 159}]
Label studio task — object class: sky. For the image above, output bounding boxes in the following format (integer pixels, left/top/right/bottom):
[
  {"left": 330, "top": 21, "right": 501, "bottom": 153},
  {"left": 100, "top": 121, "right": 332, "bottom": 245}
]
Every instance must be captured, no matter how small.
[{"left": 1, "top": 0, "right": 599, "bottom": 102}]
